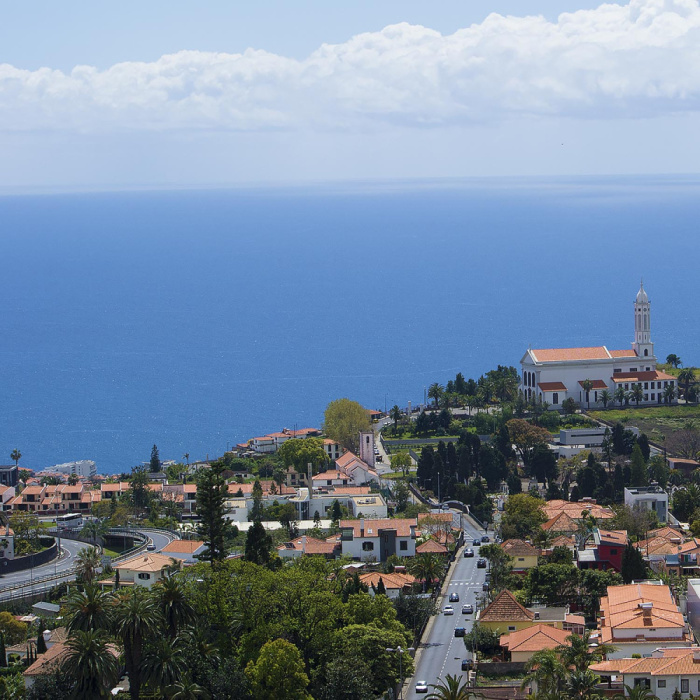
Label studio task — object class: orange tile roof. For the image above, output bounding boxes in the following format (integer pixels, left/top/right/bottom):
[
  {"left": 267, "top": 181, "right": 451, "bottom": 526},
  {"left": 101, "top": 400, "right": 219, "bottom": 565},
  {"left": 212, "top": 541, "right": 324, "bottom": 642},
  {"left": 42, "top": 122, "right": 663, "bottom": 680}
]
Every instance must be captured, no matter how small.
[
  {"left": 359, "top": 571, "right": 416, "bottom": 590},
  {"left": 480, "top": 590, "right": 534, "bottom": 623},
  {"left": 416, "top": 539, "right": 448, "bottom": 554},
  {"left": 538, "top": 382, "right": 567, "bottom": 391},
  {"left": 578, "top": 379, "right": 608, "bottom": 390},
  {"left": 330, "top": 486, "right": 371, "bottom": 495},
  {"left": 550, "top": 535, "right": 576, "bottom": 548},
  {"left": 276, "top": 536, "right": 341, "bottom": 556},
  {"left": 161, "top": 540, "right": 205, "bottom": 554},
  {"left": 542, "top": 512, "right": 578, "bottom": 533},
  {"left": 114, "top": 552, "right": 175, "bottom": 573},
  {"left": 418, "top": 512, "right": 454, "bottom": 523},
  {"left": 312, "top": 471, "right": 348, "bottom": 481},
  {"left": 339, "top": 518, "right": 416, "bottom": 538},
  {"left": 22, "top": 486, "right": 45, "bottom": 495},
  {"left": 609, "top": 349, "right": 638, "bottom": 358},
  {"left": 597, "top": 529, "right": 628, "bottom": 546},
  {"left": 531, "top": 347, "right": 610, "bottom": 362},
  {"left": 500, "top": 624, "right": 570, "bottom": 653},
  {"left": 542, "top": 500, "right": 614, "bottom": 521},
  {"left": 501, "top": 539, "right": 540, "bottom": 557},
  {"left": 612, "top": 370, "right": 676, "bottom": 383}
]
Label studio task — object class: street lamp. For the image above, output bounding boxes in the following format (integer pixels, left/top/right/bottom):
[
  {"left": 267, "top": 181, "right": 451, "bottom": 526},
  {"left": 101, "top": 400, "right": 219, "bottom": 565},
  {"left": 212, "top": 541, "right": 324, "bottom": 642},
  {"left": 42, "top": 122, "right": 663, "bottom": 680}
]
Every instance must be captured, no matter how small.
[{"left": 386, "top": 646, "right": 415, "bottom": 700}]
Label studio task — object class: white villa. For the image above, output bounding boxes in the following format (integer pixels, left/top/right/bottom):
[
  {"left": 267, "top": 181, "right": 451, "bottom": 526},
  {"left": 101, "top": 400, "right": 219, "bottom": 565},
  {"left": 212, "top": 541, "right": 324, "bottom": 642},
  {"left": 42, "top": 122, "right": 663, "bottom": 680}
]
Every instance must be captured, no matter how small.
[{"left": 520, "top": 282, "right": 677, "bottom": 409}]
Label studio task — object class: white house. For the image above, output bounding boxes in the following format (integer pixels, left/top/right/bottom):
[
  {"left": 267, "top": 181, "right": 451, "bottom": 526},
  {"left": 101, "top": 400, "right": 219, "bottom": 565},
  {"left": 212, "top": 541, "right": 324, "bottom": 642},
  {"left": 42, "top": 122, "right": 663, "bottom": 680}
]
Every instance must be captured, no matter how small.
[
  {"left": 625, "top": 485, "right": 669, "bottom": 524},
  {"left": 112, "top": 552, "right": 176, "bottom": 588},
  {"left": 520, "top": 283, "right": 677, "bottom": 409},
  {"left": 338, "top": 518, "right": 417, "bottom": 561}
]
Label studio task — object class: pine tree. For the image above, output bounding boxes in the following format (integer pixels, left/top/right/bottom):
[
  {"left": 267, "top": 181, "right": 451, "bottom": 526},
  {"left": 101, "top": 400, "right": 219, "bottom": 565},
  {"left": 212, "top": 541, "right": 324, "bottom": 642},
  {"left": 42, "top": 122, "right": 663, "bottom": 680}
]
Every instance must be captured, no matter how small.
[
  {"left": 196, "top": 465, "right": 232, "bottom": 564},
  {"left": 250, "top": 480, "right": 264, "bottom": 521},
  {"left": 149, "top": 444, "right": 161, "bottom": 473}
]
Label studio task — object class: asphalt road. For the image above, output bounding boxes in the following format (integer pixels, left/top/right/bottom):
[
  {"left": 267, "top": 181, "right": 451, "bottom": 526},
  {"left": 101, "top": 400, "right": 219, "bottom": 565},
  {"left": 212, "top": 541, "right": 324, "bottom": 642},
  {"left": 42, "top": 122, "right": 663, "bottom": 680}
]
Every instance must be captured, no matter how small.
[
  {"left": 405, "top": 512, "right": 488, "bottom": 700},
  {"left": 138, "top": 529, "right": 177, "bottom": 552}
]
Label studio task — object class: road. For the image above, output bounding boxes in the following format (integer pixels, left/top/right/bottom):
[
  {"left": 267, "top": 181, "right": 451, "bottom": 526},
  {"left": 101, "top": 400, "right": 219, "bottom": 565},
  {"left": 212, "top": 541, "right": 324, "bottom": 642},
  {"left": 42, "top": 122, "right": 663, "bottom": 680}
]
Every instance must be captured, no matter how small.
[
  {"left": 404, "top": 511, "right": 488, "bottom": 700},
  {"left": 0, "top": 528, "right": 177, "bottom": 602}
]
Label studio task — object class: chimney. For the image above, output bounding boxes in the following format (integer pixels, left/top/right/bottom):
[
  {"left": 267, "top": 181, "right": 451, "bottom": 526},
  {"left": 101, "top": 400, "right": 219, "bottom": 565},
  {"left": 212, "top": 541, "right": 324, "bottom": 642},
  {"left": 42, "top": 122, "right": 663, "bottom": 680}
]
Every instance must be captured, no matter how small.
[
  {"left": 360, "top": 518, "right": 365, "bottom": 536},
  {"left": 301, "top": 536, "right": 307, "bottom": 554}
]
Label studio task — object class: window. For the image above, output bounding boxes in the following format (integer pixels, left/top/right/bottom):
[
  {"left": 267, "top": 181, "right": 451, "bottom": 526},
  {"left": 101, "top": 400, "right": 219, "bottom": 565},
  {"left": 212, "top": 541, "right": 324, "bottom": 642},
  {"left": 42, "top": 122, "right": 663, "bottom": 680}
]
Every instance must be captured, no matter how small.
[
  {"left": 138, "top": 573, "right": 150, "bottom": 580},
  {"left": 518, "top": 558, "right": 525, "bottom": 562},
  {"left": 651, "top": 394, "right": 655, "bottom": 401},
  {"left": 508, "top": 626, "right": 516, "bottom": 632},
  {"left": 400, "top": 541, "right": 408, "bottom": 551},
  {"left": 644, "top": 395, "right": 648, "bottom": 401},
  {"left": 697, "top": 679, "right": 700, "bottom": 692},
  {"left": 644, "top": 382, "right": 649, "bottom": 389},
  {"left": 657, "top": 680, "right": 666, "bottom": 688},
  {"left": 613, "top": 368, "right": 622, "bottom": 373},
  {"left": 362, "top": 542, "right": 374, "bottom": 552},
  {"left": 634, "top": 678, "right": 651, "bottom": 689},
  {"left": 682, "top": 679, "right": 689, "bottom": 693},
  {"left": 644, "top": 349, "right": 649, "bottom": 356},
  {"left": 610, "top": 549, "right": 618, "bottom": 555},
  {"left": 552, "top": 392, "right": 559, "bottom": 405},
  {"left": 631, "top": 368, "right": 637, "bottom": 372}
]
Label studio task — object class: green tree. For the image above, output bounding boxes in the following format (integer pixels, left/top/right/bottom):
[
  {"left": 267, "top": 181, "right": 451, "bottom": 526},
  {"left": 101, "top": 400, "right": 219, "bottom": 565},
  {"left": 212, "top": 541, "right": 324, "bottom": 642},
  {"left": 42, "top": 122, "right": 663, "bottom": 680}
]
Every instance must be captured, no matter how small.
[
  {"left": 0, "top": 632, "right": 5, "bottom": 668},
  {"left": 129, "top": 465, "right": 151, "bottom": 511},
  {"left": 392, "top": 480, "right": 411, "bottom": 512},
  {"left": 520, "top": 648, "right": 566, "bottom": 696},
  {"left": 81, "top": 519, "right": 109, "bottom": 546},
  {"left": 599, "top": 389, "right": 612, "bottom": 408},
  {"left": 196, "top": 465, "right": 233, "bottom": 564},
  {"left": 563, "top": 397, "right": 579, "bottom": 415},
  {"left": 614, "top": 684, "right": 659, "bottom": 700},
  {"left": 26, "top": 671, "right": 75, "bottom": 700},
  {"left": 479, "top": 543, "right": 513, "bottom": 593},
  {"left": 428, "top": 383, "right": 444, "bottom": 409},
  {"left": 65, "top": 585, "right": 115, "bottom": 634},
  {"left": 666, "top": 354, "right": 682, "bottom": 368},
  {"left": 390, "top": 405, "right": 402, "bottom": 433},
  {"left": 629, "top": 444, "right": 648, "bottom": 487},
  {"left": 245, "top": 638, "right": 312, "bottom": 700},
  {"left": 426, "top": 673, "right": 473, "bottom": 700},
  {"left": 75, "top": 547, "right": 102, "bottom": 585},
  {"left": 564, "top": 668, "right": 603, "bottom": 699},
  {"left": 678, "top": 368, "right": 696, "bottom": 401},
  {"left": 0, "top": 613, "right": 26, "bottom": 645},
  {"left": 664, "top": 383, "right": 677, "bottom": 404},
  {"left": 390, "top": 451, "right": 412, "bottom": 477},
  {"left": 277, "top": 437, "right": 327, "bottom": 475},
  {"left": 614, "top": 386, "right": 626, "bottom": 408},
  {"left": 409, "top": 553, "right": 441, "bottom": 592},
  {"left": 165, "top": 679, "right": 211, "bottom": 699},
  {"left": 621, "top": 542, "right": 647, "bottom": 583},
  {"left": 506, "top": 419, "right": 552, "bottom": 467},
  {"left": 250, "top": 479, "right": 264, "bottom": 522},
  {"left": 142, "top": 636, "right": 188, "bottom": 695},
  {"left": 36, "top": 618, "right": 47, "bottom": 654},
  {"left": 463, "top": 623, "right": 501, "bottom": 656},
  {"left": 63, "top": 629, "right": 119, "bottom": 700},
  {"left": 581, "top": 379, "right": 594, "bottom": 410},
  {"left": 526, "top": 563, "right": 579, "bottom": 606},
  {"left": 150, "top": 444, "right": 161, "bottom": 472},
  {"left": 155, "top": 575, "right": 196, "bottom": 640},
  {"left": 330, "top": 499, "right": 342, "bottom": 523},
  {"left": 556, "top": 629, "right": 616, "bottom": 672},
  {"left": 500, "top": 493, "right": 546, "bottom": 540},
  {"left": 113, "top": 588, "right": 161, "bottom": 700},
  {"left": 244, "top": 520, "right": 272, "bottom": 566},
  {"left": 323, "top": 398, "right": 371, "bottom": 453},
  {"left": 316, "top": 656, "right": 374, "bottom": 700},
  {"left": 631, "top": 383, "right": 644, "bottom": 407},
  {"left": 9, "top": 449, "right": 20, "bottom": 467}
]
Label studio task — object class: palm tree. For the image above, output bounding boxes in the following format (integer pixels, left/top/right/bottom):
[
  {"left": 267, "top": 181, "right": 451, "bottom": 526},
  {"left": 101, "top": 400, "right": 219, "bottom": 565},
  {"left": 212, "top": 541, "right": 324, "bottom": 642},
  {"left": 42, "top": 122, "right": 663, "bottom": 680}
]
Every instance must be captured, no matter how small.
[
  {"left": 631, "top": 383, "right": 644, "bottom": 407},
  {"left": 599, "top": 390, "right": 612, "bottom": 409},
  {"left": 81, "top": 519, "right": 109, "bottom": 546},
  {"left": 614, "top": 386, "right": 626, "bottom": 408},
  {"left": 556, "top": 629, "right": 616, "bottom": 672},
  {"left": 521, "top": 649, "right": 566, "bottom": 696},
  {"left": 581, "top": 379, "right": 593, "bottom": 410},
  {"left": 409, "top": 553, "right": 441, "bottom": 592},
  {"left": 75, "top": 547, "right": 102, "bottom": 584},
  {"left": 666, "top": 354, "right": 682, "bottom": 369},
  {"left": 63, "top": 629, "right": 120, "bottom": 700},
  {"left": 113, "top": 589, "right": 162, "bottom": 700},
  {"left": 142, "top": 636, "right": 188, "bottom": 694},
  {"left": 166, "top": 679, "right": 211, "bottom": 699},
  {"left": 65, "top": 585, "right": 115, "bottom": 633},
  {"left": 155, "top": 575, "right": 196, "bottom": 640},
  {"left": 426, "top": 674, "right": 474, "bottom": 700},
  {"left": 613, "top": 683, "right": 659, "bottom": 700},
  {"left": 663, "top": 383, "right": 676, "bottom": 404},
  {"left": 9, "top": 449, "right": 20, "bottom": 468},
  {"left": 428, "top": 383, "right": 444, "bottom": 409},
  {"left": 390, "top": 405, "right": 402, "bottom": 434},
  {"left": 564, "top": 669, "right": 602, "bottom": 699},
  {"left": 678, "top": 368, "right": 695, "bottom": 402}
]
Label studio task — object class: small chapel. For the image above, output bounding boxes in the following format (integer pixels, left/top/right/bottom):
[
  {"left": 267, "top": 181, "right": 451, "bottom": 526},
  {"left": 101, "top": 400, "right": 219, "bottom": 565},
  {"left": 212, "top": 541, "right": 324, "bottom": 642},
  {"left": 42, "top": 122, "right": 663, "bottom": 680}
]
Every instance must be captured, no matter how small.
[{"left": 519, "top": 282, "right": 677, "bottom": 409}]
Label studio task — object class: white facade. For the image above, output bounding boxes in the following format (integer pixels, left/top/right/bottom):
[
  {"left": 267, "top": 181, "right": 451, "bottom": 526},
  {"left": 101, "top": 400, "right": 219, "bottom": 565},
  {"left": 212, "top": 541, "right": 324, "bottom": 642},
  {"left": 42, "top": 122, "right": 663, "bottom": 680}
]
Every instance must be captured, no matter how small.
[
  {"left": 49, "top": 460, "right": 97, "bottom": 478},
  {"left": 520, "top": 283, "right": 677, "bottom": 409},
  {"left": 359, "top": 431, "right": 376, "bottom": 468},
  {"left": 339, "top": 518, "right": 417, "bottom": 562},
  {"left": 625, "top": 485, "right": 669, "bottom": 524}
]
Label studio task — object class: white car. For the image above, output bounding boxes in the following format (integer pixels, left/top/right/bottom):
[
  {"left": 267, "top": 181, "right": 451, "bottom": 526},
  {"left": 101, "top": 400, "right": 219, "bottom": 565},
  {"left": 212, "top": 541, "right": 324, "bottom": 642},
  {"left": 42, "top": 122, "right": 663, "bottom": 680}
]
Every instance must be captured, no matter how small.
[
  {"left": 415, "top": 680, "right": 429, "bottom": 694},
  {"left": 443, "top": 605, "right": 454, "bottom": 615}
]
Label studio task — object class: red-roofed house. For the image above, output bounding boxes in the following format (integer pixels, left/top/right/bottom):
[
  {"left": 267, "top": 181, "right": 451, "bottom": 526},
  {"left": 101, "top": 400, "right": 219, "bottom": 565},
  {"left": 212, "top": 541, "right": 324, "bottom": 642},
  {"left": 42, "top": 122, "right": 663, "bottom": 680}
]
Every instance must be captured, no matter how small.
[
  {"left": 339, "top": 518, "right": 417, "bottom": 561},
  {"left": 520, "top": 283, "right": 676, "bottom": 409}
]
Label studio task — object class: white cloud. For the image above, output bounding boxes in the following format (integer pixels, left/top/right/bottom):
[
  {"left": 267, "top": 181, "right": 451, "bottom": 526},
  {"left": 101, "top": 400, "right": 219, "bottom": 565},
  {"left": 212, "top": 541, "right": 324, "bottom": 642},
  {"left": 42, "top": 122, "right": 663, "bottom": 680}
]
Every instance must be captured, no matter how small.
[{"left": 2, "top": 0, "right": 700, "bottom": 132}]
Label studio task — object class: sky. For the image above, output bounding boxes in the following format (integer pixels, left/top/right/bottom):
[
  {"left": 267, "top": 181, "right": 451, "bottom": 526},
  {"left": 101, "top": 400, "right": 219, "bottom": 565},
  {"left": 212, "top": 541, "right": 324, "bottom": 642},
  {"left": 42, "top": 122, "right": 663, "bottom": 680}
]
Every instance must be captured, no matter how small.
[{"left": 1, "top": 0, "right": 700, "bottom": 189}]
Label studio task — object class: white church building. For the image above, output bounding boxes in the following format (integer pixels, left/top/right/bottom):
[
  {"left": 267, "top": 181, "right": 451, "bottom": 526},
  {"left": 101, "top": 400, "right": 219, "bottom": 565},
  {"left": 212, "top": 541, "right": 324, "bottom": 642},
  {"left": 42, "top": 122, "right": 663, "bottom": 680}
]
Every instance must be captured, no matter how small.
[{"left": 519, "top": 283, "right": 677, "bottom": 409}]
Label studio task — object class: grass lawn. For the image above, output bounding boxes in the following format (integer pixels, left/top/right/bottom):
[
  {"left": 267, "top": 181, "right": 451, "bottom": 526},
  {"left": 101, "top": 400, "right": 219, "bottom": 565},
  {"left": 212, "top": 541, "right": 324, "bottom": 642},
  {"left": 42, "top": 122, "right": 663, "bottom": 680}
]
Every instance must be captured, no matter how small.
[
  {"left": 102, "top": 544, "right": 128, "bottom": 558},
  {"left": 589, "top": 404, "right": 700, "bottom": 442}
]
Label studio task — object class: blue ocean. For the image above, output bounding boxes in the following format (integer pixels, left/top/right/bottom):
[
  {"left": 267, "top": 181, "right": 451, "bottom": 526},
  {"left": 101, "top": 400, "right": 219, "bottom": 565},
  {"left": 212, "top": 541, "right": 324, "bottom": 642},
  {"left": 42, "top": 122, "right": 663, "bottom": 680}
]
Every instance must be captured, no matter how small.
[{"left": 1, "top": 176, "right": 698, "bottom": 474}]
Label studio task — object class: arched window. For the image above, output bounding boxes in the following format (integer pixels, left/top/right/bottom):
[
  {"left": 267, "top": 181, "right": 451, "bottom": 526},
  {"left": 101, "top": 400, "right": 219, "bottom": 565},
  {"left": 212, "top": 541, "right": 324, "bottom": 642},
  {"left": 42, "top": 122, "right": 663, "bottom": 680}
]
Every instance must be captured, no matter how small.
[
  {"left": 644, "top": 349, "right": 649, "bottom": 356},
  {"left": 552, "top": 392, "right": 559, "bottom": 405}
]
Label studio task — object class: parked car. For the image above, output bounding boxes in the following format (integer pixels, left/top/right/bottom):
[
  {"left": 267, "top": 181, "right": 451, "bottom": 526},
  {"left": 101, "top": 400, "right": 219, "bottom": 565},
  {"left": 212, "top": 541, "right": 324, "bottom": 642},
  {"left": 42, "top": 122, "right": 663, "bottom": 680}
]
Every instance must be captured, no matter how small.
[
  {"left": 443, "top": 605, "right": 454, "bottom": 615},
  {"left": 454, "top": 626, "right": 466, "bottom": 637},
  {"left": 472, "top": 538, "right": 481, "bottom": 546},
  {"left": 462, "top": 604, "right": 474, "bottom": 614},
  {"left": 464, "top": 548, "right": 474, "bottom": 558},
  {"left": 482, "top": 582, "right": 489, "bottom": 591},
  {"left": 477, "top": 558, "right": 487, "bottom": 568},
  {"left": 449, "top": 592, "right": 460, "bottom": 602},
  {"left": 461, "top": 658, "right": 473, "bottom": 671},
  {"left": 481, "top": 535, "right": 490, "bottom": 543},
  {"left": 415, "top": 680, "right": 429, "bottom": 694}
]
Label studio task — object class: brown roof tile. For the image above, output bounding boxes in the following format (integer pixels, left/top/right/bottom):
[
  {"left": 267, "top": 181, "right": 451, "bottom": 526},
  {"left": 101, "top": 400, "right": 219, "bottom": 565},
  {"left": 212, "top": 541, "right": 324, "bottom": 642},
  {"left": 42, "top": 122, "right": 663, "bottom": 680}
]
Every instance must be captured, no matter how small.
[{"left": 480, "top": 590, "right": 534, "bottom": 623}]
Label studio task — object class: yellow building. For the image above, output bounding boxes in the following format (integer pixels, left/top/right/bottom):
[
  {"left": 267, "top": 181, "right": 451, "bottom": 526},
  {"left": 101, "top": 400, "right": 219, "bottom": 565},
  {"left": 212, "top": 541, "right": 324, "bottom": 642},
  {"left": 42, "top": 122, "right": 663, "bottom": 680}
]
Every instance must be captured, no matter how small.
[
  {"left": 501, "top": 539, "right": 540, "bottom": 572},
  {"left": 478, "top": 590, "right": 574, "bottom": 635}
]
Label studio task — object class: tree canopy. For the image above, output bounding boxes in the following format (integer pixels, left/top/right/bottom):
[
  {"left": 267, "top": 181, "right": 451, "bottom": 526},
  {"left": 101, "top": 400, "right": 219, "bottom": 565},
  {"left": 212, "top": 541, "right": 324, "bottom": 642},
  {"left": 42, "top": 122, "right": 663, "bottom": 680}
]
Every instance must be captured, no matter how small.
[{"left": 323, "top": 399, "right": 371, "bottom": 453}]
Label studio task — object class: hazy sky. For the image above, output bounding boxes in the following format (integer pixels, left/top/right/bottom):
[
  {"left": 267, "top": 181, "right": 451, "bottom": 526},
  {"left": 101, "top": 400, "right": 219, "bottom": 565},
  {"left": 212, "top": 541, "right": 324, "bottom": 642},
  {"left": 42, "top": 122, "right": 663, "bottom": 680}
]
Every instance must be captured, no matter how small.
[{"left": 2, "top": 0, "right": 699, "bottom": 188}]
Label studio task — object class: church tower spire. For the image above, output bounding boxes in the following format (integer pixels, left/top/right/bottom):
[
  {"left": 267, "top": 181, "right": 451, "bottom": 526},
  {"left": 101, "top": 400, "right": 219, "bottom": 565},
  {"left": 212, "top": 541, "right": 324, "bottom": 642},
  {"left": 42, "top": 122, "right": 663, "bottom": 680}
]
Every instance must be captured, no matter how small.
[{"left": 632, "top": 280, "right": 655, "bottom": 360}]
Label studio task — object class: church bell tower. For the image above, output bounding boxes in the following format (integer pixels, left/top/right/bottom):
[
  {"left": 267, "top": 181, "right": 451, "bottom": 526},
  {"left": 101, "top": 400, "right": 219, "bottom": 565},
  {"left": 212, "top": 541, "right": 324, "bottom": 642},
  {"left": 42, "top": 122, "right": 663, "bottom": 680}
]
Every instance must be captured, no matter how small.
[{"left": 632, "top": 280, "right": 655, "bottom": 359}]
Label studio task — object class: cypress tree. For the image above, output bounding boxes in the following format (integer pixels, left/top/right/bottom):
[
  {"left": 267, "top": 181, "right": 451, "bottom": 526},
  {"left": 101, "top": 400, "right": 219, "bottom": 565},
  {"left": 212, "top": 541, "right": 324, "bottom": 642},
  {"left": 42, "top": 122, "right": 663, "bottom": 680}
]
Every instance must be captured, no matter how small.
[
  {"left": 36, "top": 619, "right": 47, "bottom": 655},
  {"left": 196, "top": 465, "right": 233, "bottom": 564},
  {"left": 629, "top": 444, "right": 648, "bottom": 487},
  {"left": 245, "top": 520, "right": 272, "bottom": 566},
  {"left": 376, "top": 577, "right": 387, "bottom": 596},
  {"left": 621, "top": 542, "right": 647, "bottom": 583},
  {"left": 149, "top": 444, "right": 161, "bottom": 472},
  {"left": 0, "top": 631, "right": 6, "bottom": 668}
]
